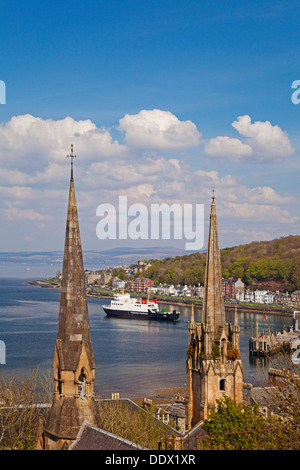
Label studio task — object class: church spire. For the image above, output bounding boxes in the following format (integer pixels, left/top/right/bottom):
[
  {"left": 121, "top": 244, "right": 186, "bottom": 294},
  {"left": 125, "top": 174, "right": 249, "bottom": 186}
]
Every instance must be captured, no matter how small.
[
  {"left": 56, "top": 145, "right": 95, "bottom": 372},
  {"left": 185, "top": 193, "right": 243, "bottom": 429},
  {"left": 43, "top": 147, "right": 99, "bottom": 450},
  {"left": 201, "top": 193, "right": 226, "bottom": 335}
]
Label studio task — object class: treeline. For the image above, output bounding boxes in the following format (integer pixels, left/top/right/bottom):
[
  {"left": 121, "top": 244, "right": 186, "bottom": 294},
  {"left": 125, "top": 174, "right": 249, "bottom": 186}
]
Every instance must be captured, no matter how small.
[{"left": 141, "top": 235, "right": 300, "bottom": 293}]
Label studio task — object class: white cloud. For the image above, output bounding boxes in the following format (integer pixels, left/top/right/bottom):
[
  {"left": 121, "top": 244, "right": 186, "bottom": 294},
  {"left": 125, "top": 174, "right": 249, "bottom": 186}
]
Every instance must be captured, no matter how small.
[
  {"left": 0, "top": 114, "right": 125, "bottom": 175},
  {"left": 119, "top": 109, "right": 202, "bottom": 149},
  {"left": 204, "top": 136, "right": 252, "bottom": 160},
  {"left": 221, "top": 202, "right": 298, "bottom": 224},
  {"left": 204, "top": 115, "right": 294, "bottom": 162},
  {"left": 232, "top": 115, "right": 294, "bottom": 159},
  {"left": 245, "top": 186, "right": 292, "bottom": 204},
  {"left": 0, "top": 111, "right": 297, "bottom": 250},
  {"left": 4, "top": 207, "right": 52, "bottom": 221}
]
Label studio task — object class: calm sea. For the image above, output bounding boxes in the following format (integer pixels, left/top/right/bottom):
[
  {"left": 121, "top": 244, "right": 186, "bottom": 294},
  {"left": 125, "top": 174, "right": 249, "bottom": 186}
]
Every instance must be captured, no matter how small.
[{"left": 0, "top": 277, "right": 293, "bottom": 398}]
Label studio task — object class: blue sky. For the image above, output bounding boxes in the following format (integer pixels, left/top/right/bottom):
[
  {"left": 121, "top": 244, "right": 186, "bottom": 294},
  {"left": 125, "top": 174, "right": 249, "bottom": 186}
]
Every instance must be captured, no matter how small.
[{"left": 0, "top": 0, "right": 300, "bottom": 252}]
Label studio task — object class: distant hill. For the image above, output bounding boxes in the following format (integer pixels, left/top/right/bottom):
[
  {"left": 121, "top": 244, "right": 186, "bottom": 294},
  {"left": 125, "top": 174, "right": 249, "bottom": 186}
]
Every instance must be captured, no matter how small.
[
  {"left": 140, "top": 235, "right": 300, "bottom": 293},
  {"left": 0, "top": 246, "right": 194, "bottom": 272}
]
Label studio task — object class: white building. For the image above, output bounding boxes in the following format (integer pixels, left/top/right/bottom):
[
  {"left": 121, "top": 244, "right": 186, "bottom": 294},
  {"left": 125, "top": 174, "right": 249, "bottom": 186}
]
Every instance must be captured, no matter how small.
[
  {"left": 157, "top": 284, "right": 178, "bottom": 296},
  {"left": 113, "top": 279, "right": 126, "bottom": 289},
  {"left": 244, "top": 290, "right": 255, "bottom": 303},
  {"left": 254, "top": 290, "right": 274, "bottom": 304},
  {"left": 235, "top": 290, "right": 244, "bottom": 302}
]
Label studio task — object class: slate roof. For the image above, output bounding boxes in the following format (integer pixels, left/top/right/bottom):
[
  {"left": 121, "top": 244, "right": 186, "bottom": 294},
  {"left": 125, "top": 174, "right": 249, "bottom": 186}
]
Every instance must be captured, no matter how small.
[
  {"left": 250, "top": 386, "right": 289, "bottom": 416},
  {"left": 68, "top": 420, "right": 148, "bottom": 450}
]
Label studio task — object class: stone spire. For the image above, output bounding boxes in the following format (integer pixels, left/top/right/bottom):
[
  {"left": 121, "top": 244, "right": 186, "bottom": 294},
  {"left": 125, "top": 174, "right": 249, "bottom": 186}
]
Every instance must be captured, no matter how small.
[
  {"left": 201, "top": 194, "right": 225, "bottom": 335},
  {"left": 56, "top": 148, "right": 95, "bottom": 372},
  {"left": 185, "top": 193, "right": 243, "bottom": 429},
  {"left": 43, "top": 147, "right": 99, "bottom": 450}
]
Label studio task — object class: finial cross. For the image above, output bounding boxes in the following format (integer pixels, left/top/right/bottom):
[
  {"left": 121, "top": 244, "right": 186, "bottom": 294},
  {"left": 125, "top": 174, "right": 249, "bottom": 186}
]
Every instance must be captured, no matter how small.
[
  {"left": 212, "top": 188, "right": 216, "bottom": 200},
  {"left": 67, "top": 144, "right": 76, "bottom": 180}
]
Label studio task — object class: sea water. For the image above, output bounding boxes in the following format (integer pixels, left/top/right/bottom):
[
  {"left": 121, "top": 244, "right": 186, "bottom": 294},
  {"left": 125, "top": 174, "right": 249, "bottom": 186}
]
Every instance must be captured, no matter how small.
[{"left": 0, "top": 278, "right": 292, "bottom": 398}]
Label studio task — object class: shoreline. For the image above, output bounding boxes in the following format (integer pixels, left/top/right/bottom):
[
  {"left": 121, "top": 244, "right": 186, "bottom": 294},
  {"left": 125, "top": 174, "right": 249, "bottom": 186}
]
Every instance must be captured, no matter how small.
[{"left": 28, "top": 279, "right": 295, "bottom": 317}]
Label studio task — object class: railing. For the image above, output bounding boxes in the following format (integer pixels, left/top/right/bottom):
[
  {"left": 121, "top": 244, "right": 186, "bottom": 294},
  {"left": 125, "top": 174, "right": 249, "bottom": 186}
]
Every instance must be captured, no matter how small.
[{"left": 160, "top": 424, "right": 300, "bottom": 450}]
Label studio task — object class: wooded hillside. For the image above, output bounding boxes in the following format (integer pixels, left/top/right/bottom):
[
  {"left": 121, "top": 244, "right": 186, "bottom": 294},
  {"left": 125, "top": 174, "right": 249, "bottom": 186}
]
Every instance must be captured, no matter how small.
[{"left": 141, "top": 235, "right": 300, "bottom": 292}]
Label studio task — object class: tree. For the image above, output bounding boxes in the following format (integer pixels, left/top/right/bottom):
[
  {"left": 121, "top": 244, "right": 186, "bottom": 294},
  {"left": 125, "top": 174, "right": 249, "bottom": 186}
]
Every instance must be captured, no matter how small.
[
  {"left": 0, "top": 369, "right": 39, "bottom": 449},
  {"left": 97, "top": 400, "right": 175, "bottom": 450},
  {"left": 201, "top": 396, "right": 271, "bottom": 450}
]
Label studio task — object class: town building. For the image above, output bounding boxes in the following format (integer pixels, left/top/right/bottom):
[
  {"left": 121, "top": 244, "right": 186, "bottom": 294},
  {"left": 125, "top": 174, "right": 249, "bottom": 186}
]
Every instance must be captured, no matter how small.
[
  {"left": 185, "top": 196, "right": 243, "bottom": 429},
  {"left": 234, "top": 278, "right": 245, "bottom": 297},
  {"left": 156, "top": 283, "right": 178, "bottom": 296},
  {"left": 222, "top": 277, "right": 236, "bottom": 299},
  {"left": 129, "top": 277, "right": 154, "bottom": 292},
  {"left": 222, "top": 277, "right": 245, "bottom": 300},
  {"left": 99, "top": 269, "right": 113, "bottom": 286},
  {"left": 113, "top": 278, "right": 126, "bottom": 289},
  {"left": 84, "top": 270, "right": 101, "bottom": 285},
  {"left": 131, "top": 260, "right": 152, "bottom": 274}
]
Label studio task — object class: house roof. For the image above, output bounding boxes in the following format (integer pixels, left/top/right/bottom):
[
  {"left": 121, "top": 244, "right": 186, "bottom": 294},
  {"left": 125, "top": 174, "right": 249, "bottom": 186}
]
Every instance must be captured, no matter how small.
[{"left": 68, "top": 420, "right": 148, "bottom": 450}]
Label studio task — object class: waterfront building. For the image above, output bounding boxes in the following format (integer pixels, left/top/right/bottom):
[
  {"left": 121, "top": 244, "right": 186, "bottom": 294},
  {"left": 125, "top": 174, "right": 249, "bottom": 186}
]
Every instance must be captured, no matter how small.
[
  {"left": 85, "top": 270, "right": 101, "bottom": 285},
  {"left": 129, "top": 277, "right": 154, "bottom": 292},
  {"left": 113, "top": 278, "right": 126, "bottom": 289},
  {"left": 100, "top": 269, "right": 113, "bottom": 286},
  {"left": 222, "top": 277, "right": 245, "bottom": 300},
  {"left": 42, "top": 147, "right": 100, "bottom": 450},
  {"left": 234, "top": 278, "right": 245, "bottom": 297},
  {"left": 185, "top": 196, "right": 243, "bottom": 429},
  {"left": 222, "top": 277, "right": 236, "bottom": 299}
]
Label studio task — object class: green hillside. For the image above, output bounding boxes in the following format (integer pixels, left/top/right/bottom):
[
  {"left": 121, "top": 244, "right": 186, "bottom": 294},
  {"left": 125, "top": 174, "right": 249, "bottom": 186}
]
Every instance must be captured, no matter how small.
[{"left": 141, "top": 235, "right": 300, "bottom": 293}]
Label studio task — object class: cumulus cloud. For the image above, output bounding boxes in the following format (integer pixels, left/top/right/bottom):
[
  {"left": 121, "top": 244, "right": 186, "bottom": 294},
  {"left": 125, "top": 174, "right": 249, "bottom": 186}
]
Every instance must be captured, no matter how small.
[
  {"left": 119, "top": 109, "right": 202, "bottom": 149},
  {"left": 4, "top": 207, "right": 52, "bottom": 221},
  {"left": 204, "top": 136, "right": 252, "bottom": 160},
  {"left": 0, "top": 111, "right": 297, "bottom": 250},
  {"left": 221, "top": 202, "right": 298, "bottom": 224},
  {"left": 0, "top": 114, "right": 125, "bottom": 176},
  {"left": 204, "top": 115, "right": 294, "bottom": 162}
]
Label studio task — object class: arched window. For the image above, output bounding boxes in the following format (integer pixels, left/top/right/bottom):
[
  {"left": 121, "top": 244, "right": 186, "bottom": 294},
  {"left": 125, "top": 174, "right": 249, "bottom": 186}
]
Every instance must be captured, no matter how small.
[
  {"left": 78, "top": 368, "right": 86, "bottom": 399},
  {"left": 221, "top": 338, "right": 226, "bottom": 358},
  {"left": 220, "top": 379, "right": 225, "bottom": 391}
]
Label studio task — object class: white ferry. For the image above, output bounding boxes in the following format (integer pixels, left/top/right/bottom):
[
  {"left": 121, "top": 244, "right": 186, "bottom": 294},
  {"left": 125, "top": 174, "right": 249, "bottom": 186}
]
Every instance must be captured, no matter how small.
[{"left": 102, "top": 291, "right": 180, "bottom": 322}]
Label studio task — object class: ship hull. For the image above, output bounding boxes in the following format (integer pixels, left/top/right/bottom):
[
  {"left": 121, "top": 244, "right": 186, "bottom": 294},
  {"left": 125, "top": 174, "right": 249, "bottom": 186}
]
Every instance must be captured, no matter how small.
[{"left": 103, "top": 307, "right": 179, "bottom": 322}]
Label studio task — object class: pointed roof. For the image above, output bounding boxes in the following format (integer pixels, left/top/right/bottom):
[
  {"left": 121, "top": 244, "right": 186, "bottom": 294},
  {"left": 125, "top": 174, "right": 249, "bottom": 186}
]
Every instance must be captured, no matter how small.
[
  {"left": 201, "top": 196, "right": 225, "bottom": 335},
  {"left": 56, "top": 149, "right": 95, "bottom": 372}
]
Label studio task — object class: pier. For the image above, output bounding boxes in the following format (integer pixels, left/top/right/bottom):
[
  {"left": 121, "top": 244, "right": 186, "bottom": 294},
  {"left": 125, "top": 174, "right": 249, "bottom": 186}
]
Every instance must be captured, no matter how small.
[{"left": 249, "top": 311, "right": 300, "bottom": 357}]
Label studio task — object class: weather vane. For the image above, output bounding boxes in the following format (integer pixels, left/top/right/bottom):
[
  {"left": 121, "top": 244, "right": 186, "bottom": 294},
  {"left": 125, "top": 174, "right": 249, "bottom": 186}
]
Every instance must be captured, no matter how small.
[
  {"left": 212, "top": 187, "right": 216, "bottom": 201},
  {"left": 67, "top": 144, "right": 76, "bottom": 181}
]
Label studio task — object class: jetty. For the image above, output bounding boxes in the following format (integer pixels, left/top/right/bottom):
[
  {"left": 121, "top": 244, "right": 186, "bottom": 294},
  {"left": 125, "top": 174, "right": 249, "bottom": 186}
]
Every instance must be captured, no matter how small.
[{"left": 249, "top": 311, "right": 300, "bottom": 356}]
